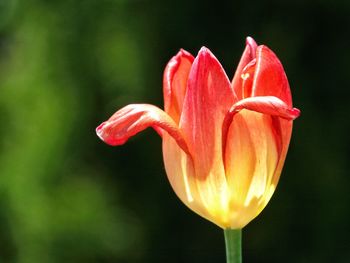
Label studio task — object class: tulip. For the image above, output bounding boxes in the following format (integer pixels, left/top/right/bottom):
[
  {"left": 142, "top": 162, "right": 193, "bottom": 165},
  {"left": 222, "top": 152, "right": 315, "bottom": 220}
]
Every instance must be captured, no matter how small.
[{"left": 96, "top": 37, "right": 299, "bottom": 242}]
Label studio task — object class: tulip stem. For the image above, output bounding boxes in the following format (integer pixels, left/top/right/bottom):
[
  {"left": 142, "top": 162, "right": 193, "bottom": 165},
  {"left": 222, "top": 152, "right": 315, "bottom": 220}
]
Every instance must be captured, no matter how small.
[{"left": 224, "top": 228, "right": 242, "bottom": 263}]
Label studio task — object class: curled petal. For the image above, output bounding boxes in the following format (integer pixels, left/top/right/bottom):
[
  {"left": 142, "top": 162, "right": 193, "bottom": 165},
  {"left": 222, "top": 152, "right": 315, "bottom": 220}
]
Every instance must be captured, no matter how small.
[
  {"left": 96, "top": 104, "right": 190, "bottom": 155},
  {"left": 163, "top": 49, "right": 194, "bottom": 123},
  {"left": 229, "top": 96, "right": 300, "bottom": 120},
  {"left": 222, "top": 96, "right": 300, "bottom": 160}
]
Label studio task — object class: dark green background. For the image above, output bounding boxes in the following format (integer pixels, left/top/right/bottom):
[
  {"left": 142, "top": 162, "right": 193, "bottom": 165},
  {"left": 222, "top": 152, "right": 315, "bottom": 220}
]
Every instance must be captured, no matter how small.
[{"left": 0, "top": 0, "right": 349, "bottom": 262}]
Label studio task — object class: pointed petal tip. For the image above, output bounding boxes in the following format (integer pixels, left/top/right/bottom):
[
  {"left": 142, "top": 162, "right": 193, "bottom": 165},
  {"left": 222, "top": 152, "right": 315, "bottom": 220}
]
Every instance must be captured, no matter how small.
[
  {"left": 290, "top": 108, "right": 301, "bottom": 120},
  {"left": 246, "top": 36, "right": 257, "bottom": 46},
  {"left": 256, "top": 44, "right": 271, "bottom": 55},
  {"left": 177, "top": 48, "right": 194, "bottom": 61},
  {"left": 168, "top": 49, "right": 194, "bottom": 68},
  {"left": 96, "top": 121, "right": 125, "bottom": 146},
  {"left": 96, "top": 122, "right": 106, "bottom": 140},
  {"left": 198, "top": 46, "right": 212, "bottom": 57},
  {"left": 245, "top": 36, "right": 258, "bottom": 57},
  {"left": 178, "top": 48, "right": 186, "bottom": 56},
  {"left": 196, "top": 46, "right": 219, "bottom": 64}
]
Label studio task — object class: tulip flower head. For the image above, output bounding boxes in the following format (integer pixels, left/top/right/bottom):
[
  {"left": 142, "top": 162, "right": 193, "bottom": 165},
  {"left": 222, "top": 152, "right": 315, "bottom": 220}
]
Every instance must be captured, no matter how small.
[{"left": 96, "top": 37, "right": 300, "bottom": 229}]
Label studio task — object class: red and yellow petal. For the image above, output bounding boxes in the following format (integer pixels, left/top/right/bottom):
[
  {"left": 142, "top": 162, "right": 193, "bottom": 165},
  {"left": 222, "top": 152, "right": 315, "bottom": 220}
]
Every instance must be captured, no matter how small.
[
  {"left": 221, "top": 95, "right": 299, "bottom": 228},
  {"left": 224, "top": 111, "right": 281, "bottom": 228},
  {"left": 162, "top": 133, "right": 213, "bottom": 222}
]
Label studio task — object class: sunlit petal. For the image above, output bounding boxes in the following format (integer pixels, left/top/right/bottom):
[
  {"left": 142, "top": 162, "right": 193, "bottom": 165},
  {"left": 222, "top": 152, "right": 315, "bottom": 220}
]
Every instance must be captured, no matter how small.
[{"left": 224, "top": 111, "right": 279, "bottom": 228}]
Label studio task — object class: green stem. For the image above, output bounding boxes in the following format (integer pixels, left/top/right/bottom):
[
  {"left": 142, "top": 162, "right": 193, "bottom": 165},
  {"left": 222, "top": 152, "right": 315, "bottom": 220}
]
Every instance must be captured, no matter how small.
[{"left": 224, "top": 228, "right": 242, "bottom": 263}]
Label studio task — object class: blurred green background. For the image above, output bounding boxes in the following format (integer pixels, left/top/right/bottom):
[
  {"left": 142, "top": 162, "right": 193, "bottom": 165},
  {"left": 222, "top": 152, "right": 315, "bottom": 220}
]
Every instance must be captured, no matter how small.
[{"left": 0, "top": 0, "right": 349, "bottom": 262}]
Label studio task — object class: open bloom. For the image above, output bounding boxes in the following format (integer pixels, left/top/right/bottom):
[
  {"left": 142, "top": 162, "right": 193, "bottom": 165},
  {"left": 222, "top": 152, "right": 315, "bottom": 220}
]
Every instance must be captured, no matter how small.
[{"left": 96, "top": 37, "right": 300, "bottom": 229}]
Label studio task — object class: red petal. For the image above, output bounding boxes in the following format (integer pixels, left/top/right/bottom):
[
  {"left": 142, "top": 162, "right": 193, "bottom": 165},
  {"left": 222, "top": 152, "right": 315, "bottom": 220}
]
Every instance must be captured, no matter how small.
[
  {"left": 231, "top": 37, "right": 258, "bottom": 100},
  {"left": 180, "top": 47, "right": 235, "bottom": 179},
  {"left": 243, "top": 45, "right": 293, "bottom": 107},
  {"left": 163, "top": 49, "right": 194, "bottom": 123},
  {"left": 96, "top": 104, "right": 190, "bottom": 154}
]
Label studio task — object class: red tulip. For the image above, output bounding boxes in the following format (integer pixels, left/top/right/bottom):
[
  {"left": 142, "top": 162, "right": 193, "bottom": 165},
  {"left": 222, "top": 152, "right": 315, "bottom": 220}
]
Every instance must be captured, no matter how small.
[{"left": 96, "top": 37, "right": 300, "bottom": 229}]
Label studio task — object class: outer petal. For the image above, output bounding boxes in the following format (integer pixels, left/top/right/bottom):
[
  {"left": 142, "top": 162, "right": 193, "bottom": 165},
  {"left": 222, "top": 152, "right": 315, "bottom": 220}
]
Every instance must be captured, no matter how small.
[
  {"left": 242, "top": 45, "right": 293, "bottom": 107},
  {"left": 96, "top": 104, "right": 189, "bottom": 154},
  {"left": 231, "top": 37, "right": 258, "bottom": 100},
  {"left": 163, "top": 49, "right": 194, "bottom": 123},
  {"left": 178, "top": 47, "right": 235, "bottom": 226},
  {"left": 180, "top": 47, "right": 235, "bottom": 179}
]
